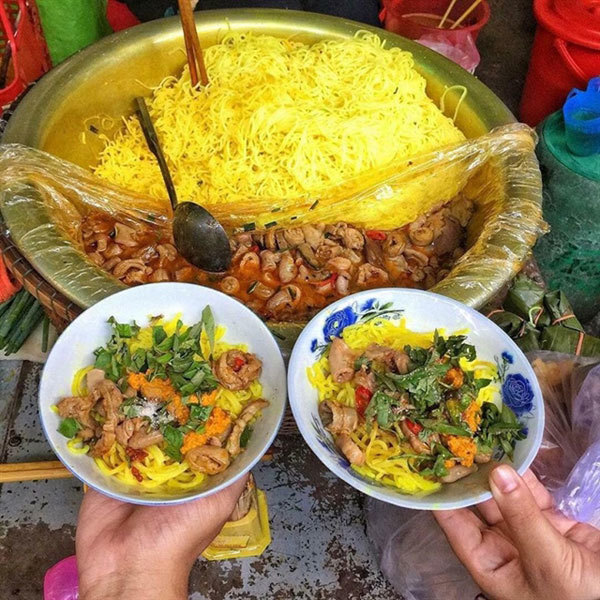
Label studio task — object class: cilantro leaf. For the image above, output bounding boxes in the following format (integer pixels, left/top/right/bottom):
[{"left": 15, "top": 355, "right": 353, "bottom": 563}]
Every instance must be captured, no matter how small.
[{"left": 58, "top": 418, "right": 80, "bottom": 439}]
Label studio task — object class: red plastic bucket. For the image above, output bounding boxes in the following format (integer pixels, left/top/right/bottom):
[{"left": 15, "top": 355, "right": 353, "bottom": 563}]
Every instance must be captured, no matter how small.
[
  {"left": 380, "top": 0, "right": 490, "bottom": 43},
  {"left": 520, "top": 0, "right": 600, "bottom": 126}
]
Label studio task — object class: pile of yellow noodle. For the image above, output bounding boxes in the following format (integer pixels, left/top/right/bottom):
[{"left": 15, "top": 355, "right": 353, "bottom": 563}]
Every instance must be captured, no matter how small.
[
  {"left": 307, "top": 318, "right": 499, "bottom": 495},
  {"left": 93, "top": 31, "right": 465, "bottom": 224},
  {"left": 66, "top": 317, "right": 263, "bottom": 493}
]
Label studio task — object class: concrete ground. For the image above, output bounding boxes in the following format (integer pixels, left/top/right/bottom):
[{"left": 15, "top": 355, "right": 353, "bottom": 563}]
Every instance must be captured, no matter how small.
[{"left": 0, "top": 1, "right": 536, "bottom": 598}]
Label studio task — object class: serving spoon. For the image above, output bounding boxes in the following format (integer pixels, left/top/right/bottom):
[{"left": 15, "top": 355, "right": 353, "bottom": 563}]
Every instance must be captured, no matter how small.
[{"left": 135, "top": 96, "right": 232, "bottom": 273}]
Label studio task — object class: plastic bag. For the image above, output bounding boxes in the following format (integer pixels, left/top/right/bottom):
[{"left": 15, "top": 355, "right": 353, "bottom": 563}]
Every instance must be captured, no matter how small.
[
  {"left": 37, "top": 0, "right": 112, "bottom": 65},
  {"left": 0, "top": 125, "right": 543, "bottom": 311},
  {"left": 417, "top": 31, "right": 480, "bottom": 73},
  {"left": 366, "top": 351, "right": 600, "bottom": 599}
]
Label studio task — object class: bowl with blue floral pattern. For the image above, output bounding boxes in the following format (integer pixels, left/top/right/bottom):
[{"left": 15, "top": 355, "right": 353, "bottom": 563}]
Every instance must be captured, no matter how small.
[{"left": 288, "top": 288, "right": 544, "bottom": 510}]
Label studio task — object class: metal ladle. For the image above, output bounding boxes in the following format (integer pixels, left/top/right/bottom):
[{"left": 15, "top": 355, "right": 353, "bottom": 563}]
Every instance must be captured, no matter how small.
[{"left": 135, "top": 96, "right": 232, "bottom": 273}]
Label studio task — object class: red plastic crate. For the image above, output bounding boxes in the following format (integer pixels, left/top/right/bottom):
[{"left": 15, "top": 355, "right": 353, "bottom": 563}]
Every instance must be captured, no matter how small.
[{"left": 0, "top": 0, "right": 50, "bottom": 111}]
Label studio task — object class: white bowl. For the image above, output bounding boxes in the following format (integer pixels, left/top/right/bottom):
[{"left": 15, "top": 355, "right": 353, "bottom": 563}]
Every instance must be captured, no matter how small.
[
  {"left": 39, "top": 283, "right": 286, "bottom": 505},
  {"left": 288, "top": 288, "right": 544, "bottom": 510}
]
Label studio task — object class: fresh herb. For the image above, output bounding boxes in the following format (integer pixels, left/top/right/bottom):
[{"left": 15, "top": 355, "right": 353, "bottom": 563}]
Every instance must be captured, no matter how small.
[
  {"left": 58, "top": 417, "right": 80, "bottom": 439},
  {"left": 190, "top": 403, "right": 212, "bottom": 422},
  {"left": 478, "top": 403, "right": 526, "bottom": 460},
  {"left": 201, "top": 305, "right": 216, "bottom": 357},
  {"left": 240, "top": 426, "right": 253, "bottom": 448},
  {"left": 162, "top": 424, "right": 184, "bottom": 461}
]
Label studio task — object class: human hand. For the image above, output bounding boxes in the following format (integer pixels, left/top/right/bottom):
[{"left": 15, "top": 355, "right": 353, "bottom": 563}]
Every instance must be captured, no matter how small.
[
  {"left": 434, "top": 466, "right": 600, "bottom": 600},
  {"left": 76, "top": 475, "right": 248, "bottom": 600}
]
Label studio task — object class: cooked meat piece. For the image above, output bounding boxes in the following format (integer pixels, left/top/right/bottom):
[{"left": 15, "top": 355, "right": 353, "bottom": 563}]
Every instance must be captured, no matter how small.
[
  {"left": 186, "top": 445, "right": 231, "bottom": 474},
  {"left": 265, "top": 285, "right": 301, "bottom": 314},
  {"left": 297, "top": 243, "right": 320, "bottom": 269},
  {"left": 301, "top": 224, "right": 324, "bottom": 249},
  {"left": 340, "top": 225, "right": 364, "bottom": 250},
  {"left": 404, "top": 248, "right": 429, "bottom": 267},
  {"left": 85, "top": 368, "right": 106, "bottom": 392},
  {"left": 103, "top": 256, "right": 121, "bottom": 272},
  {"left": 78, "top": 427, "right": 95, "bottom": 441},
  {"left": 90, "top": 419, "right": 117, "bottom": 457},
  {"left": 226, "top": 399, "right": 269, "bottom": 457},
  {"left": 440, "top": 464, "right": 478, "bottom": 483},
  {"left": 319, "top": 400, "right": 359, "bottom": 434},
  {"left": 433, "top": 216, "right": 463, "bottom": 256},
  {"left": 232, "top": 239, "right": 251, "bottom": 262},
  {"left": 474, "top": 451, "right": 493, "bottom": 464},
  {"left": 364, "top": 237, "right": 384, "bottom": 268},
  {"left": 394, "top": 351, "right": 410, "bottom": 374},
  {"left": 113, "top": 223, "right": 138, "bottom": 247},
  {"left": 278, "top": 251, "right": 297, "bottom": 283},
  {"left": 328, "top": 337, "right": 356, "bottom": 383},
  {"left": 56, "top": 396, "right": 96, "bottom": 431},
  {"left": 383, "top": 230, "right": 408, "bottom": 258},
  {"left": 128, "top": 427, "right": 164, "bottom": 449},
  {"left": 336, "top": 433, "right": 365, "bottom": 465},
  {"left": 220, "top": 276, "right": 240, "bottom": 294},
  {"left": 133, "top": 245, "right": 158, "bottom": 262},
  {"left": 149, "top": 268, "right": 170, "bottom": 283},
  {"left": 124, "top": 269, "right": 148, "bottom": 285},
  {"left": 230, "top": 474, "right": 255, "bottom": 521},
  {"left": 353, "top": 366, "right": 375, "bottom": 391},
  {"left": 214, "top": 350, "right": 263, "bottom": 391},
  {"left": 264, "top": 229, "right": 277, "bottom": 250},
  {"left": 239, "top": 252, "right": 260, "bottom": 272},
  {"left": 340, "top": 248, "right": 363, "bottom": 264},
  {"left": 260, "top": 250, "right": 279, "bottom": 272},
  {"left": 408, "top": 218, "right": 435, "bottom": 246},
  {"left": 207, "top": 423, "right": 233, "bottom": 448},
  {"left": 115, "top": 418, "right": 136, "bottom": 446},
  {"left": 326, "top": 256, "right": 352, "bottom": 272},
  {"left": 252, "top": 282, "right": 275, "bottom": 300},
  {"left": 275, "top": 230, "right": 289, "bottom": 251},
  {"left": 335, "top": 273, "right": 350, "bottom": 296},
  {"left": 92, "top": 379, "right": 123, "bottom": 423},
  {"left": 156, "top": 243, "right": 177, "bottom": 262},
  {"left": 283, "top": 227, "right": 304, "bottom": 247},
  {"left": 356, "top": 263, "right": 389, "bottom": 286},
  {"left": 92, "top": 233, "right": 110, "bottom": 252},
  {"left": 400, "top": 420, "right": 431, "bottom": 455},
  {"left": 112, "top": 259, "right": 146, "bottom": 279},
  {"left": 315, "top": 240, "right": 342, "bottom": 263},
  {"left": 104, "top": 243, "right": 122, "bottom": 258}
]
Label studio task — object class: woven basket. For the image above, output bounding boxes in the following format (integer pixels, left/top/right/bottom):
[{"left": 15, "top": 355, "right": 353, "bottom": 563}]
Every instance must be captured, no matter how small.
[{"left": 0, "top": 230, "right": 300, "bottom": 434}]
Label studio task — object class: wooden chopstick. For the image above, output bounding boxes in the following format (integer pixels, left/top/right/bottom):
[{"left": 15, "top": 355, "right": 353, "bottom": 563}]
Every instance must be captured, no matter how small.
[
  {"left": 0, "top": 460, "right": 71, "bottom": 483},
  {"left": 177, "top": 0, "right": 208, "bottom": 87},
  {"left": 438, "top": 0, "right": 459, "bottom": 28},
  {"left": 0, "top": 452, "right": 274, "bottom": 484},
  {"left": 450, "top": 0, "right": 483, "bottom": 29}
]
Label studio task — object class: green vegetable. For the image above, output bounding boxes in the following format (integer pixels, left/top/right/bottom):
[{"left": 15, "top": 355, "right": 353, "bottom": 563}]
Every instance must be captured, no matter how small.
[
  {"left": 190, "top": 404, "right": 212, "bottom": 422},
  {"left": 108, "top": 317, "right": 139, "bottom": 339},
  {"left": 240, "top": 426, "right": 253, "bottom": 448},
  {"left": 201, "top": 305, "right": 216, "bottom": 356},
  {"left": 41, "top": 316, "right": 50, "bottom": 353},
  {"left": 58, "top": 417, "right": 80, "bottom": 438},
  {"left": 419, "top": 420, "right": 472, "bottom": 436},
  {"left": 162, "top": 424, "right": 184, "bottom": 461}
]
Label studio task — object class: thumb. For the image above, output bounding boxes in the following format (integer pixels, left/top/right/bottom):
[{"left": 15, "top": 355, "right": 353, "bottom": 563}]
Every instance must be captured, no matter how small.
[{"left": 489, "top": 465, "right": 564, "bottom": 570}]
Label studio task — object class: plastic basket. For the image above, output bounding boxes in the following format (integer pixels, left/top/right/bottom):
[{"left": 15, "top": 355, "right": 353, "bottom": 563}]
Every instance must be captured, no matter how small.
[{"left": 0, "top": 0, "right": 50, "bottom": 111}]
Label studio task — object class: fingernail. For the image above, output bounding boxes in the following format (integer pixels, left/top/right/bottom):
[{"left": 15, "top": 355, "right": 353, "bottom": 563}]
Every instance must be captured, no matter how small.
[{"left": 491, "top": 465, "right": 519, "bottom": 494}]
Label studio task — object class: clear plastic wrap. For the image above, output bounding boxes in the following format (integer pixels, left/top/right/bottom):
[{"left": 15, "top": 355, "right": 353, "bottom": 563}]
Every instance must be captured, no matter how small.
[
  {"left": 0, "top": 124, "right": 544, "bottom": 311},
  {"left": 365, "top": 351, "right": 600, "bottom": 600}
]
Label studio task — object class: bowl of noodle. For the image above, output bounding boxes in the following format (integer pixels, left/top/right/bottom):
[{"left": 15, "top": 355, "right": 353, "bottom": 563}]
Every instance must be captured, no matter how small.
[
  {"left": 39, "top": 283, "right": 286, "bottom": 505},
  {"left": 288, "top": 288, "right": 544, "bottom": 510}
]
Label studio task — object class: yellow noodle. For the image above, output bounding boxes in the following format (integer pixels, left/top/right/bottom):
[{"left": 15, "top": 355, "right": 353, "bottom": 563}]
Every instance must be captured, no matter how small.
[{"left": 95, "top": 31, "right": 464, "bottom": 210}]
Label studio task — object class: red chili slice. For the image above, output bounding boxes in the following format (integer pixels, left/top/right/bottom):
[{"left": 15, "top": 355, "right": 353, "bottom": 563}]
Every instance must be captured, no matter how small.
[
  {"left": 405, "top": 419, "right": 423, "bottom": 435},
  {"left": 249, "top": 244, "right": 260, "bottom": 253},
  {"left": 355, "top": 385, "right": 373, "bottom": 417},
  {"left": 366, "top": 230, "right": 387, "bottom": 241},
  {"left": 232, "top": 356, "right": 246, "bottom": 372},
  {"left": 131, "top": 466, "right": 143, "bottom": 482}
]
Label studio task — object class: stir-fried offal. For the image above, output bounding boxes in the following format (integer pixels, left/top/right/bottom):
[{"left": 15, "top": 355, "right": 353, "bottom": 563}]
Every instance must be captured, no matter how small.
[{"left": 81, "top": 199, "right": 473, "bottom": 320}]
